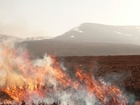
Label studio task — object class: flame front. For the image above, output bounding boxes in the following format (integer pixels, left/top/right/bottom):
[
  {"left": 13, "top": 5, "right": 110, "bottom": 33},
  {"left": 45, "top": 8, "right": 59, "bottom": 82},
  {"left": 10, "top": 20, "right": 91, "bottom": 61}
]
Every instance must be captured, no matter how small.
[
  {"left": 0, "top": 42, "right": 128, "bottom": 105},
  {"left": 76, "top": 70, "right": 127, "bottom": 105}
]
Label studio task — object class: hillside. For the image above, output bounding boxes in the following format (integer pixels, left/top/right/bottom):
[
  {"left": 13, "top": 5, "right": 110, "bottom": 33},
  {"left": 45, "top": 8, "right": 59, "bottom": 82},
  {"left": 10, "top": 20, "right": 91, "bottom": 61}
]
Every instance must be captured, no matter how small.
[
  {"left": 21, "top": 40, "right": 140, "bottom": 57},
  {"left": 54, "top": 23, "right": 140, "bottom": 45}
]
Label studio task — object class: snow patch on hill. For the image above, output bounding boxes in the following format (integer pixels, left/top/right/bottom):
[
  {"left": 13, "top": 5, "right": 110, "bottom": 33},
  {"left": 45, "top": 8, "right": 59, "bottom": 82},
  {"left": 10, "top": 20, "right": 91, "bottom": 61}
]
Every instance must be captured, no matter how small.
[
  {"left": 114, "top": 31, "right": 132, "bottom": 37},
  {"left": 24, "top": 36, "right": 53, "bottom": 41},
  {"left": 72, "top": 25, "right": 83, "bottom": 33}
]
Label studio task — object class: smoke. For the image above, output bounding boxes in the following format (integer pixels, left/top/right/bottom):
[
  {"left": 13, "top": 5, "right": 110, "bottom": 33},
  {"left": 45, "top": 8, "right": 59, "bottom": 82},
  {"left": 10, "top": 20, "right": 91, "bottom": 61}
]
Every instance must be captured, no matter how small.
[
  {"left": 0, "top": 39, "right": 133, "bottom": 105},
  {"left": 0, "top": 21, "right": 49, "bottom": 38},
  {"left": 0, "top": 70, "right": 6, "bottom": 87},
  {"left": 0, "top": 39, "right": 25, "bottom": 88}
]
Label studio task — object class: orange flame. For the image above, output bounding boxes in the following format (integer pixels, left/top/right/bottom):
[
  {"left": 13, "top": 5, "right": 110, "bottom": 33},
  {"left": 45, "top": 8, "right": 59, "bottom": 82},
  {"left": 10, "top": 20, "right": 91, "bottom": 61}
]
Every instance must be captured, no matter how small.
[
  {"left": 0, "top": 43, "right": 128, "bottom": 105},
  {"left": 76, "top": 70, "right": 127, "bottom": 105}
]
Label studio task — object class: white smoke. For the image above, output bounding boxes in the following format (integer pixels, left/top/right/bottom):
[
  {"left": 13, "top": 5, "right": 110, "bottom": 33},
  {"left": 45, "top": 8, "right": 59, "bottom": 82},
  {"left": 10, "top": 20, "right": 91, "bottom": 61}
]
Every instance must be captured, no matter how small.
[
  {"left": 0, "top": 70, "right": 6, "bottom": 87},
  {"left": 0, "top": 39, "right": 131, "bottom": 105},
  {"left": 0, "top": 39, "right": 99, "bottom": 104},
  {"left": 0, "top": 39, "right": 26, "bottom": 88}
]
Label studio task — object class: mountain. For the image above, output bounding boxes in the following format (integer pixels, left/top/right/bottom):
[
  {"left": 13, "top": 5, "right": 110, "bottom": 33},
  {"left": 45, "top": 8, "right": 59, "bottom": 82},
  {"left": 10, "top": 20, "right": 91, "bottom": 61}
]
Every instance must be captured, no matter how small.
[
  {"left": 24, "top": 36, "right": 53, "bottom": 41},
  {"left": 21, "top": 40, "right": 140, "bottom": 57},
  {"left": 0, "top": 34, "right": 52, "bottom": 42},
  {"left": 23, "top": 23, "right": 140, "bottom": 57},
  {"left": 1, "top": 22, "right": 140, "bottom": 57},
  {"left": 0, "top": 34, "right": 22, "bottom": 42},
  {"left": 54, "top": 23, "right": 140, "bottom": 45}
]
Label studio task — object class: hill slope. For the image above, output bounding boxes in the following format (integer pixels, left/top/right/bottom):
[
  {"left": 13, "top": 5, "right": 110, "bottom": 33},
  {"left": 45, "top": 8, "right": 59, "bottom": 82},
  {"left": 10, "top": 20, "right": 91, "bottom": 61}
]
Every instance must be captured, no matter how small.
[
  {"left": 1, "top": 22, "right": 140, "bottom": 57},
  {"left": 54, "top": 23, "right": 140, "bottom": 45},
  {"left": 21, "top": 40, "right": 140, "bottom": 57}
]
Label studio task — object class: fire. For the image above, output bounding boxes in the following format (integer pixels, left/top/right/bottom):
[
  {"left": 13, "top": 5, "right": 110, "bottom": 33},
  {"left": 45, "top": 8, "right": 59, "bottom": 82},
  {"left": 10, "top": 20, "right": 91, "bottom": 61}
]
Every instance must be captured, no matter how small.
[
  {"left": 0, "top": 42, "right": 129, "bottom": 104},
  {"left": 76, "top": 70, "right": 127, "bottom": 105}
]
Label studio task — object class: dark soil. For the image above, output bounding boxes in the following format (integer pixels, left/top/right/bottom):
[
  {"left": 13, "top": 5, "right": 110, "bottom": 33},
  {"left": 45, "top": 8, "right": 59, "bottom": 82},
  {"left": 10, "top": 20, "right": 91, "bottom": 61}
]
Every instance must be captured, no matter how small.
[
  {"left": 0, "top": 55, "right": 140, "bottom": 103},
  {"left": 58, "top": 55, "right": 140, "bottom": 101}
]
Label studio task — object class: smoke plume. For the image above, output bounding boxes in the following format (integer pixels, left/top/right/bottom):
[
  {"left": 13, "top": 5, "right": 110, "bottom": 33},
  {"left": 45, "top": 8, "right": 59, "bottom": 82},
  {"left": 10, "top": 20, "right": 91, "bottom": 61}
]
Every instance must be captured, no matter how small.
[{"left": 0, "top": 39, "right": 132, "bottom": 105}]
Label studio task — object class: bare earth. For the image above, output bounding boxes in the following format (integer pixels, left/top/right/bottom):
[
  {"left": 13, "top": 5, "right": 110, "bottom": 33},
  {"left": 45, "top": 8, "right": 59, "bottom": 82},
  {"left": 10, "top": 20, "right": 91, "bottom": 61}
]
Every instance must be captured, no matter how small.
[
  {"left": 58, "top": 55, "right": 140, "bottom": 101},
  {"left": 0, "top": 55, "right": 140, "bottom": 104}
]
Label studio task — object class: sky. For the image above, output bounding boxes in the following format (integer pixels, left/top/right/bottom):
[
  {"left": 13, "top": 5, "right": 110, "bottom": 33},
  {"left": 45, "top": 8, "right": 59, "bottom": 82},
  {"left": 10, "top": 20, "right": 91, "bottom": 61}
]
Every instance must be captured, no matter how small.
[{"left": 0, "top": 0, "right": 140, "bottom": 38}]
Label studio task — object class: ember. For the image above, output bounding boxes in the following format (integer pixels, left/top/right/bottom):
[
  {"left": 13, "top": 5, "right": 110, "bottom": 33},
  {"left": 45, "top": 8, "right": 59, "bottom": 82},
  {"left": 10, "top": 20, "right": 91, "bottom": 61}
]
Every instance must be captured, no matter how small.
[{"left": 0, "top": 41, "right": 135, "bottom": 105}]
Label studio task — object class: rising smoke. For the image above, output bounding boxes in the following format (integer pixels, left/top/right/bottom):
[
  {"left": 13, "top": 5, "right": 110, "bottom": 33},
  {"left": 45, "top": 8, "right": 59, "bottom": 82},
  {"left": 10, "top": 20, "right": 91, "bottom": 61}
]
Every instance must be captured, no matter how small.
[{"left": 0, "top": 39, "right": 134, "bottom": 105}]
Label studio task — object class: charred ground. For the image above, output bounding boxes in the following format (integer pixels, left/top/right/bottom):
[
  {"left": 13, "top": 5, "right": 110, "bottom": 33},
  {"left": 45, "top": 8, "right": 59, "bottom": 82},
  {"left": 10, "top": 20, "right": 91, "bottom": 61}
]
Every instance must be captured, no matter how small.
[{"left": 57, "top": 55, "right": 140, "bottom": 101}]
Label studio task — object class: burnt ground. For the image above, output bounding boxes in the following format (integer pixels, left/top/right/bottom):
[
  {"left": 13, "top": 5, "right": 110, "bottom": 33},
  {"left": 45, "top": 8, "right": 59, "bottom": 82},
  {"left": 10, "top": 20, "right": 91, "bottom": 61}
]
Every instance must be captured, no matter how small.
[
  {"left": 0, "top": 91, "right": 13, "bottom": 102},
  {"left": 58, "top": 55, "right": 140, "bottom": 101},
  {"left": 0, "top": 55, "right": 140, "bottom": 104}
]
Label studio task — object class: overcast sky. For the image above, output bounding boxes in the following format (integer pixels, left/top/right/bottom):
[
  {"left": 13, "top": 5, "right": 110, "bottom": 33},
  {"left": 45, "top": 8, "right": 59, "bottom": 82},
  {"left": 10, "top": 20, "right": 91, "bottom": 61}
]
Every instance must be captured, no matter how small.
[{"left": 0, "top": 0, "right": 140, "bottom": 38}]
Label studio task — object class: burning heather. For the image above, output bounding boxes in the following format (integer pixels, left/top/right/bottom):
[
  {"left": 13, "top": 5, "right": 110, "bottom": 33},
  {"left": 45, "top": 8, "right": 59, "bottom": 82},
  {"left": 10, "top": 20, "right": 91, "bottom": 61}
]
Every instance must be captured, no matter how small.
[{"left": 0, "top": 40, "right": 133, "bottom": 105}]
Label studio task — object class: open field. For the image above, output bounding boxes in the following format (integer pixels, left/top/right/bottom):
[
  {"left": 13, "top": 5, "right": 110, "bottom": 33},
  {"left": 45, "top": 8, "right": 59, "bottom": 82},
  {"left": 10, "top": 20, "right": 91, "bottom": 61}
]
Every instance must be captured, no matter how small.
[{"left": 58, "top": 55, "right": 140, "bottom": 101}]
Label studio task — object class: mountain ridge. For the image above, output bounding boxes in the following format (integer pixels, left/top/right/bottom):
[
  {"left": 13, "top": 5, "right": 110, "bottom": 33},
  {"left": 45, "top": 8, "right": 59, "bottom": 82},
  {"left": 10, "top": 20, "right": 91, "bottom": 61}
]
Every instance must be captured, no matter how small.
[
  {"left": 1, "top": 22, "right": 140, "bottom": 57},
  {"left": 54, "top": 23, "right": 140, "bottom": 45}
]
